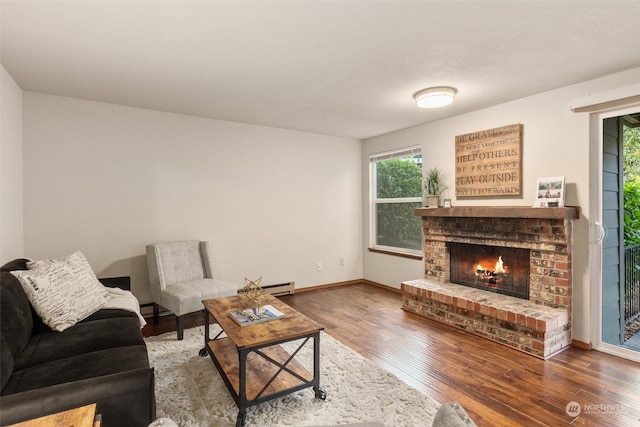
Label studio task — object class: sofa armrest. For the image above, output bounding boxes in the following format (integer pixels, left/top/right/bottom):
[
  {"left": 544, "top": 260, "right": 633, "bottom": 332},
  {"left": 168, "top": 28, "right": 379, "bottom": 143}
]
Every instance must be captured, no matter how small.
[
  {"left": 0, "top": 367, "right": 155, "bottom": 427},
  {"left": 98, "top": 276, "right": 131, "bottom": 291}
]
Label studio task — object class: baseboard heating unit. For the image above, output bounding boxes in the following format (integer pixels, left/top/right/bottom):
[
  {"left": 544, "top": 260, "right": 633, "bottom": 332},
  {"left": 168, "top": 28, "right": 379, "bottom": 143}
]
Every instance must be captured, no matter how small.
[{"left": 261, "top": 281, "right": 295, "bottom": 296}]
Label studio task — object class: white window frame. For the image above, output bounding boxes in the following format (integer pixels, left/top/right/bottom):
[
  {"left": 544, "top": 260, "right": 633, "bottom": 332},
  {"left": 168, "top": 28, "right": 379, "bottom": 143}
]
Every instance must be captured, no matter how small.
[{"left": 369, "top": 145, "right": 423, "bottom": 257}]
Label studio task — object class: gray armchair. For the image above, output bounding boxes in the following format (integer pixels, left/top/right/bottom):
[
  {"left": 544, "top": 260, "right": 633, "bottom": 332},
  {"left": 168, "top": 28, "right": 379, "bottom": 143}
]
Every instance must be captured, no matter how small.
[{"left": 146, "top": 240, "right": 237, "bottom": 339}]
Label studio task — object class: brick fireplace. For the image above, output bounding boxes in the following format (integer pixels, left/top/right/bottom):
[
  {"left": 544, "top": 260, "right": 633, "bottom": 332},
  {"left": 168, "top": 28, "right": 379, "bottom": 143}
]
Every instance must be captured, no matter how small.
[{"left": 402, "top": 206, "right": 579, "bottom": 358}]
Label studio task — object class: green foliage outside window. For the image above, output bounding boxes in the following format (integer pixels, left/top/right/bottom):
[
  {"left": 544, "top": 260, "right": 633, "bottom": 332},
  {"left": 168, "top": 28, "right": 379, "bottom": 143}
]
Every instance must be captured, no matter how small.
[
  {"left": 624, "top": 178, "right": 640, "bottom": 246},
  {"left": 376, "top": 158, "right": 422, "bottom": 198},
  {"left": 623, "top": 127, "right": 640, "bottom": 182},
  {"left": 375, "top": 157, "right": 422, "bottom": 250},
  {"left": 624, "top": 126, "right": 640, "bottom": 246}
]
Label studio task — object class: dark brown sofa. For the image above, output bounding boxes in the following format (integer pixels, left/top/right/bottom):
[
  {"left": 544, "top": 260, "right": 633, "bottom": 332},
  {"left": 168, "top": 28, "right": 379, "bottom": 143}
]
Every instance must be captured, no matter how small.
[{"left": 0, "top": 259, "right": 155, "bottom": 426}]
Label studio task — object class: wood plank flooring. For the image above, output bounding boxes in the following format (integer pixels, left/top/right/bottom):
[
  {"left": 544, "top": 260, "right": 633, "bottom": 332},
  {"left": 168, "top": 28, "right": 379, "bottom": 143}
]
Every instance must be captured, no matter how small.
[{"left": 143, "top": 283, "right": 640, "bottom": 427}]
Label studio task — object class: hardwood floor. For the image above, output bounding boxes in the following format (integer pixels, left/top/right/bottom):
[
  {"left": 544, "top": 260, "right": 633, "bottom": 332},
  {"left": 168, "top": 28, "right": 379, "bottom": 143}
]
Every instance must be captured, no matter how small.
[{"left": 143, "top": 284, "right": 640, "bottom": 427}]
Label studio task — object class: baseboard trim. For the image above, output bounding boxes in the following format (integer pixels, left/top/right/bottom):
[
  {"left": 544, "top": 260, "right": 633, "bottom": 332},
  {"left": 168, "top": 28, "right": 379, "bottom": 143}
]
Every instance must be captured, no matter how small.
[
  {"left": 571, "top": 339, "right": 592, "bottom": 350},
  {"left": 141, "top": 279, "right": 401, "bottom": 309},
  {"left": 362, "top": 279, "right": 402, "bottom": 294},
  {"left": 293, "top": 279, "right": 401, "bottom": 294},
  {"left": 294, "top": 279, "right": 364, "bottom": 293}
]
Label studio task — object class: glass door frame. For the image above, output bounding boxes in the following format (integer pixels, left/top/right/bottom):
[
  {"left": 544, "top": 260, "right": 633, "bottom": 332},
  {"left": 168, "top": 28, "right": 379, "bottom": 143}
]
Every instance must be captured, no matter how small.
[{"left": 591, "top": 104, "right": 640, "bottom": 363}]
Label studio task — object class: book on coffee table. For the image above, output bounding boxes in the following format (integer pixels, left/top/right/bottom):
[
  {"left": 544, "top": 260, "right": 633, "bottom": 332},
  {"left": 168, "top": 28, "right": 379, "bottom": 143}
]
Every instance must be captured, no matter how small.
[{"left": 228, "top": 304, "right": 285, "bottom": 327}]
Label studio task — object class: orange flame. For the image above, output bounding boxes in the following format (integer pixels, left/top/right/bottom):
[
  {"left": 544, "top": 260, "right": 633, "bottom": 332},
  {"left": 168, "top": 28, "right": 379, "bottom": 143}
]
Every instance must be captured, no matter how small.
[{"left": 474, "top": 256, "right": 506, "bottom": 275}]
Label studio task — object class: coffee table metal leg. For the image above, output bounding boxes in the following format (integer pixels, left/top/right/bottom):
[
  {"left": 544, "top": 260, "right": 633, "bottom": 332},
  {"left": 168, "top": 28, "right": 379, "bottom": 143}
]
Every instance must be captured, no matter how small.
[
  {"left": 199, "top": 309, "right": 210, "bottom": 357},
  {"left": 237, "top": 347, "right": 249, "bottom": 427},
  {"left": 311, "top": 331, "right": 327, "bottom": 400},
  {"left": 236, "top": 411, "right": 246, "bottom": 427}
]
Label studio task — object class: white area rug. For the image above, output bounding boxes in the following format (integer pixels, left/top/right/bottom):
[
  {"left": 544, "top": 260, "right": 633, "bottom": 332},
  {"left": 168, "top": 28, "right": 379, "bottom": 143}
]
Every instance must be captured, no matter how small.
[{"left": 145, "top": 326, "right": 439, "bottom": 426}]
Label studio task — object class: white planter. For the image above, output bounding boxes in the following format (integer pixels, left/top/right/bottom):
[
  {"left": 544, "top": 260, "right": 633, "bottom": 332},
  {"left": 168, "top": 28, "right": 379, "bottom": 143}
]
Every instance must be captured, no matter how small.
[{"left": 423, "top": 195, "right": 439, "bottom": 209}]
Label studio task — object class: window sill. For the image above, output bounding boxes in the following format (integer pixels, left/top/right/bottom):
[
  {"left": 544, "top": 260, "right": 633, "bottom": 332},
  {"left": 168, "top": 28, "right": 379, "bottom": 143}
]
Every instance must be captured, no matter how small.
[{"left": 368, "top": 247, "right": 423, "bottom": 260}]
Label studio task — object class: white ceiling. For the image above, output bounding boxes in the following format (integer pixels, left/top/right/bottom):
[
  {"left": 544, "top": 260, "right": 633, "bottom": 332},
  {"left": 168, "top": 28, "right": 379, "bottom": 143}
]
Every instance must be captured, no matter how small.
[{"left": 2, "top": 1, "right": 640, "bottom": 140}]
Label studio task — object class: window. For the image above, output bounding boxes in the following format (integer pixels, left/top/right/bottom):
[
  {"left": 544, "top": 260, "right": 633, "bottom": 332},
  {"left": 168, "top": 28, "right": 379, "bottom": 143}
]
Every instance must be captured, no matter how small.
[{"left": 370, "top": 146, "right": 423, "bottom": 255}]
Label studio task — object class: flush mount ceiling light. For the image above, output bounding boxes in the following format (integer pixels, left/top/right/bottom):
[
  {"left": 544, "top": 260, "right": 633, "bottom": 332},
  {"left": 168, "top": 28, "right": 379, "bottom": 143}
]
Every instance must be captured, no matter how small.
[{"left": 414, "top": 86, "right": 457, "bottom": 108}]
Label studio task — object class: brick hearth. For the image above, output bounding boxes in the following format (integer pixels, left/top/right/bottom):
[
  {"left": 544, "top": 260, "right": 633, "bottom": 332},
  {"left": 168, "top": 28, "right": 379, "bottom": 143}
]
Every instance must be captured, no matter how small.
[{"left": 402, "top": 206, "right": 579, "bottom": 359}]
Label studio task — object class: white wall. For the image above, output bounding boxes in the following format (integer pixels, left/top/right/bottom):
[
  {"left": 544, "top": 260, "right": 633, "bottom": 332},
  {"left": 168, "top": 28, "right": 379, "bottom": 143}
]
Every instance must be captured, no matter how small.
[
  {"left": 362, "top": 66, "right": 640, "bottom": 345},
  {"left": 17, "top": 65, "right": 640, "bottom": 343},
  {"left": 22, "top": 93, "right": 363, "bottom": 302},
  {"left": 0, "top": 65, "right": 24, "bottom": 262}
]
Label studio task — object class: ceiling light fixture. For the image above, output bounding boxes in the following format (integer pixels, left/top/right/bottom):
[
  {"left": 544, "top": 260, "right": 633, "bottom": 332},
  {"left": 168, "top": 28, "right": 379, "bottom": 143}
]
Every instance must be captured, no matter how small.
[{"left": 414, "top": 86, "right": 457, "bottom": 108}]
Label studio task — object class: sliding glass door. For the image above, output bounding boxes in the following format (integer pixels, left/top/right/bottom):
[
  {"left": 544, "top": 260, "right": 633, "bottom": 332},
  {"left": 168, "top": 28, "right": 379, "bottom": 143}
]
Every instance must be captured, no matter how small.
[{"left": 594, "top": 107, "right": 640, "bottom": 362}]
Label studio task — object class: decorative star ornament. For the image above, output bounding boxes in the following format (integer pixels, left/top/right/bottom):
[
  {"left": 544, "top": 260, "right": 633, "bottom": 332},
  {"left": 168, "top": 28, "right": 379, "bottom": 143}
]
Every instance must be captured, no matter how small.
[{"left": 240, "top": 277, "right": 264, "bottom": 307}]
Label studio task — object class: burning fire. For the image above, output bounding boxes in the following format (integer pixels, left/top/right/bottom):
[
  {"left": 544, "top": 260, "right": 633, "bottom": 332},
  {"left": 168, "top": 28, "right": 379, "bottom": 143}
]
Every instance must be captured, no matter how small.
[
  {"left": 475, "top": 256, "right": 508, "bottom": 284},
  {"left": 476, "top": 256, "right": 506, "bottom": 273}
]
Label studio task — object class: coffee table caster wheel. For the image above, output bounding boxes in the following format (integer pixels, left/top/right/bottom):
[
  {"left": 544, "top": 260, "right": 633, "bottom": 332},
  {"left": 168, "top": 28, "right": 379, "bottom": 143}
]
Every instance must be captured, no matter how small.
[
  {"left": 314, "top": 387, "right": 327, "bottom": 400},
  {"left": 198, "top": 347, "right": 208, "bottom": 357}
]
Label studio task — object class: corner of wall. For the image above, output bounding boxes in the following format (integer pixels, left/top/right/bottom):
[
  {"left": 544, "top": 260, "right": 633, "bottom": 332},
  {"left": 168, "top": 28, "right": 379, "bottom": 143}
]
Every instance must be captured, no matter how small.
[{"left": 0, "top": 65, "right": 24, "bottom": 262}]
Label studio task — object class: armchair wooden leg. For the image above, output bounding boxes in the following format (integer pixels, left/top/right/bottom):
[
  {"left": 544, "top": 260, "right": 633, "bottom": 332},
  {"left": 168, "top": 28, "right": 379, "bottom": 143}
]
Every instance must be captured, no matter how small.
[
  {"left": 153, "top": 303, "right": 159, "bottom": 325},
  {"left": 176, "top": 315, "right": 184, "bottom": 340}
]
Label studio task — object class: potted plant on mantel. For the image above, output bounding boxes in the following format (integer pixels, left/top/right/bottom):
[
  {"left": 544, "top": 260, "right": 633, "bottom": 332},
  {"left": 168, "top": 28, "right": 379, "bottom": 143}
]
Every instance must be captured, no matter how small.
[{"left": 422, "top": 167, "right": 448, "bottom": 208}]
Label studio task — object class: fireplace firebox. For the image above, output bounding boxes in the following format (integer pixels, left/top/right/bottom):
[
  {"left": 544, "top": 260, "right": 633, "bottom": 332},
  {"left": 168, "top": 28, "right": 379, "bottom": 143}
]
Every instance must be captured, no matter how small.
[{"left": 449, "top": 242, "right": 530, "bottom": 299}]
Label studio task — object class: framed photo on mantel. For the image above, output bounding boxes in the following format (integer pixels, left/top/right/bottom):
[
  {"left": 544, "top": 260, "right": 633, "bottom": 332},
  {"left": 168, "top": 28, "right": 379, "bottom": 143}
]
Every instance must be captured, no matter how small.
[{"left": 532, "top": 176, "right": 565, "bottom": 208}]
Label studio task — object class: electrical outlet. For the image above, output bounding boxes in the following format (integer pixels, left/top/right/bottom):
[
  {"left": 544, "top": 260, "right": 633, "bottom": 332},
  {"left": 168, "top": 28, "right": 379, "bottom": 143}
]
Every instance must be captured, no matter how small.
[
  {"left": 339, "top": 258, "right": 345, "bottom": 267},
  {"left": 317, "top": 262, "right": 323, "bottom": 271}
]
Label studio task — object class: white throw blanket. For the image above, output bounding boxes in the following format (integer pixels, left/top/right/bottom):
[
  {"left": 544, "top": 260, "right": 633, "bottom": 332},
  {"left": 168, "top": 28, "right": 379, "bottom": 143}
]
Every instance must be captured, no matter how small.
[{"left": 103, "top": 286, "right": 147, "bottom": 328}]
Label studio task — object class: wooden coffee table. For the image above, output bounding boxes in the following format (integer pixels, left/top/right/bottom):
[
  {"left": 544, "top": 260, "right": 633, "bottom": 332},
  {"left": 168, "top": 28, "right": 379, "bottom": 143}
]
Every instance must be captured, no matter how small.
[
  {"left": 7, "top": 404, "right": 99, "bottom": 427},
  {"left": 201, "top": 294, "right": 326, "bottom": 427}
]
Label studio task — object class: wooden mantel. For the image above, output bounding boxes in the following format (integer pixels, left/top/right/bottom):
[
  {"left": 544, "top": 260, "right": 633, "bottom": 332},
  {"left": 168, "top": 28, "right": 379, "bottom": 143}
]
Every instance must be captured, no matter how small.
[{"left": 415, "top": 206, "right": 580, "bottom": 220}]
